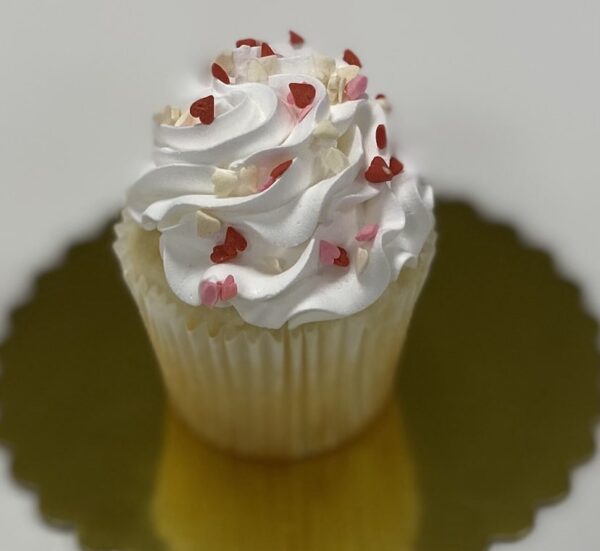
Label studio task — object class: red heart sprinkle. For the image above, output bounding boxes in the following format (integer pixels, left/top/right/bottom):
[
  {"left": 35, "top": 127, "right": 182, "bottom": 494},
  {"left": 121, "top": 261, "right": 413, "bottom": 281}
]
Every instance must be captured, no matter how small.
[
  {"left": 389, "top": 156, "right": 404, "bottom": 175},
  {"left": 289, "top": 82, "right": 316, "bottom": 109},
  {"left": 225, "top": 227, "right": 247, "bottom": 252},
  {"left": 190, "top": 95, "right": 215, "bottom": 125},
  {"left": 210, "top": 244, "right": 237, "bottom": 264},
  {"left": 333, "top": 247, "right": 350, "bottom": 267},
  {"left": 289, "top": 30, "right": 305, "bottom": 46},
  {"left": 211, "top": 63, "right": 230, "bottom": 84},
  {"left": 270, "top": 159, "right": 293, "bottom": 179},
  {"left": 343, "top": 49, "right": 362, "bottom": 68},
  {"left": 236, "top": 38, "right": 258, "bottom": 47},
  {"left": 375, "top": 93, "right": 386, "bottom": 99},
  {"left": 365, "top": 156, "right": 393, "bottom": 184},
  {"left": 376, "top": 124, "right": 387, "bottom": 149},
  {"left": 260, "top": 42, "right": 275, "bottom": 57}
]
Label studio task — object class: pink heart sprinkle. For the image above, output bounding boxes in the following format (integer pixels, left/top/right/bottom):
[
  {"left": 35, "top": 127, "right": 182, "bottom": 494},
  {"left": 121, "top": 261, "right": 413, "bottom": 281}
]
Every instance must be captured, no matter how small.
[
  {"left": 258, "top": 176, "right": 276, "bottom": 192},
  {"left": 200, "top": 281, "right": 220, "bottom": 308},
  {"left": 355, "top": 224, "right": 379, "bottom": 242},
  {"left": 345, "top": 75, "right": 368, "bottom": 100},
  {"left": 220, "top": 274, "right": 238, "bottom": 301},
  {"left": 319, "top": 240, "right": 341, "bottom": 265}
]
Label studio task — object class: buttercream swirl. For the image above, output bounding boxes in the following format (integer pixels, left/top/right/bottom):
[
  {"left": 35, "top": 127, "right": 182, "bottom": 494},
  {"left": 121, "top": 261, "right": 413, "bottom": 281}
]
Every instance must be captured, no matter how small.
[{"left": 126, "top": 41, "right": 434, "bottom": 329}]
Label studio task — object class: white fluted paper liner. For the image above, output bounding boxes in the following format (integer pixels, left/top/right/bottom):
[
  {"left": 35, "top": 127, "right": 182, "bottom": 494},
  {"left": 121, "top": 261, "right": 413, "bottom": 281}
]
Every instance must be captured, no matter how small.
[{"left": 114, "top": 215, "right": 436, "bottom": 459}]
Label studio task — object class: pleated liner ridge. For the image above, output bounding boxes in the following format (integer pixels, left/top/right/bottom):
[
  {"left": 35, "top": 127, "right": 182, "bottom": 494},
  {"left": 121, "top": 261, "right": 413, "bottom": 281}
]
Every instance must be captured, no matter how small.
[{"left": 114, "top": 214, "right": 436, "bottom": 459}]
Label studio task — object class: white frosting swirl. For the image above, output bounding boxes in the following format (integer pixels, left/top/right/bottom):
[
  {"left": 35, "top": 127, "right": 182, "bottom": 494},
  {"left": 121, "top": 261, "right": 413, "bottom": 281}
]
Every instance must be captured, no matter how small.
[{"left": 127, "top": 42, "right": 434, "bottom": 329}]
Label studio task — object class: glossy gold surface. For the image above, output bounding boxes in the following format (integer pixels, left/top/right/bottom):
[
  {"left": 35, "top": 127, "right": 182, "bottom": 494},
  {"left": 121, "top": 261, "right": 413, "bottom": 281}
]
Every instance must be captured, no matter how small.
[
  {"left": 0, "top": 201, "right": 598, "bottom": 551},
  {"left": 153, "top": 403, "right": 418, "bottom": 551}
]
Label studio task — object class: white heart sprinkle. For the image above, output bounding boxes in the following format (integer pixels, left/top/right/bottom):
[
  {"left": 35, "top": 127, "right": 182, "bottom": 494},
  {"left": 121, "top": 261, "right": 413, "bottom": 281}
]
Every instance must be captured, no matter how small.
[
  {"left": 212, "top": 169, "right": 239, "bottom": 197},
  {"left": 154, "top": 105, "right": 182, "bottom": 125},
  {"left": 313, "top": 119, "right": 339, "bottom": 140},
  {"left": 312, "top": 54, "right": 336, "bottom": 84},
  {"left": 247, "top": 59, "right": 268, "bottom": 83},
  {"left": 257, "top": 56, "right": 279, "bottom": 76},
  {"left": 174, "top": 110, "right": 198, "bottom": 127},
  {"left": 215, "top": 51, "right": 234, "bottom": 74},
  {"left": 327, "top": 73, "right": 341, "bottom": 103},
  {"left": 337, "top": 65, "right": 360, "bottom": 81},
  {"left": 356, "top": 247, "right": 369, "bottom": 274},
  {"left": 196, "top": 210, "right": 221, "bottom": 237},
  {"left": 323, "top": 148, "right": 349, "bottom": 174},
  {"left": 238, "top": 165, "right": 259, "bottom": 193}
]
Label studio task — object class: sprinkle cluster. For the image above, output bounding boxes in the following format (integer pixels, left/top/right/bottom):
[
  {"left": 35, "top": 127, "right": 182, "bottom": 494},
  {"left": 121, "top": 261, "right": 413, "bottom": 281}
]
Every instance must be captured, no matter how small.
[{"left": 154, "top": 31, "right": 405, "bottom": 308}]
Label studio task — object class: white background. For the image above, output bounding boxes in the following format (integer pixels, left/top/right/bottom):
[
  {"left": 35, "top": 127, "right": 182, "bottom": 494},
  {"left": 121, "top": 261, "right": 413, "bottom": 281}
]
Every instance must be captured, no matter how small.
[{"left": 1, "top": 0, "right": 599, "bottom": 549}]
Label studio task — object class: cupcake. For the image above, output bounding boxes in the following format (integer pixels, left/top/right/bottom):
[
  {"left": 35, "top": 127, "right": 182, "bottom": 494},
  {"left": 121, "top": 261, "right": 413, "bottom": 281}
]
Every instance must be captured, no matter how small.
[{"left": 114, "top": 31, "right": 435, "bottom": 459}]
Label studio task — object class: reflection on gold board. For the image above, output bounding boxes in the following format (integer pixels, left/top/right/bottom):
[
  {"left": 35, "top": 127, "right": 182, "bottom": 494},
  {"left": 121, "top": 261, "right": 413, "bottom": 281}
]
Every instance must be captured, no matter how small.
[
  {"left": 0, "top": 200, "right": 598, "bottom": 551},
  {"left": 153, "top": 403, "right": 418, "bottom": 551}
]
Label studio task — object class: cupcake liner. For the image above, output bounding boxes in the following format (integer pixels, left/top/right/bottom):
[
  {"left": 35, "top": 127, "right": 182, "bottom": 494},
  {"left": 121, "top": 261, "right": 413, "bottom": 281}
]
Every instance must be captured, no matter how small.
[{"left": 114, "top": 215, "right": 436, "bottom": 459}]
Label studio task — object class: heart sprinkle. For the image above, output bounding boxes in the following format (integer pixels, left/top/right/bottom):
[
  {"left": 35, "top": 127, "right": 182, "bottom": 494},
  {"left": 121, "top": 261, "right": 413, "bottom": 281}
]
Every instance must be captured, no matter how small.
[
  {"left": 343, "top": 48, "right": 362, "bottom": 68},
  {"left": 289, "top": 30, "right": 304, "bottom": 46},
  {"left": 214, "top": 51, "right": 234, "bottom": 74},
  {"left": 259, "top": 159, "right": 293, "bottom": 192},
  {"left": 200, "top": 275, "right": 238, "bottom": 307},
  {"left": 190, "top": 95, "right": 215, "bottom": 125},
  {"left": 210, "top": 245, "right": 237, "bottom": 264},
  {"left": 345, "top": 75, "right": 368, "bottom": 100},
  {"left": 225, "top": 226, "right": 247, "bottom": 252},
  {"left": 211, "top": 63, "right": 230, "bottom": 84},
  {"left": 364, "top": 156, "right": 394, "bottom": 184},
  {"left": 154, "top": 105, "right": 182, "bottom": 125},
  {"left": 289, "top": 82, "right": 316, "bottom": 108},
  {"left": 211, "top": 227, "right": 247, "bottom": 263},
  {"left": 212, "top": 168, "right": 238, "bottom": 198},
  {"left": 220, "top": 275, "right": 238, "bottom": 301},
  {"left": 333, "top": 247, "right": 350, "bottom": 267},
  {"left": 319, "top": 240, "right": 341, "bottom": 265},
  {"left": 356, "top": 247, "right": 369, "bottom": 274},
  {"left": 200, "top": 281, "right": 220, "bottom": 307},
  {"left": 375, "top": 124, "right": 387, "bottom": 149},
  {"left": 236, "top": 38, "right": 258, "bottom": 47},
  {"left": 247, "top": 59, "right": 268, "bottom": 83},
  {"left": 260, "top": 42, "right": 276, "bottom": 57},
  {"left": 270, "top": 159, "right": 293, "bottom": 179},
  {"left": 196, "top": 210, "right": 221, "bottom": 237},
  {"left": 389, "top": 156, "right": 404, "bottom": 175},
  {"left": 313, "top": 119, "right": 339, "bottom": 140},
  {"left": 355, "top": 224, "right": 379, "bottom": 242},
  {"left": 174, "top": 111, "right": 197, "bottom": 127},
  {"left": 320, "top": 241, "right": 349, "bottom": 267}
]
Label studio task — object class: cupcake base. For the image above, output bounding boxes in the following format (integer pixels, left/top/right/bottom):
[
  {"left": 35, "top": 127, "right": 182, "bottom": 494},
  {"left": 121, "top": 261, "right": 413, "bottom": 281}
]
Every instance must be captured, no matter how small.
[{"left": 114, "top": 215, "right": 436, "bottom": 459}]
